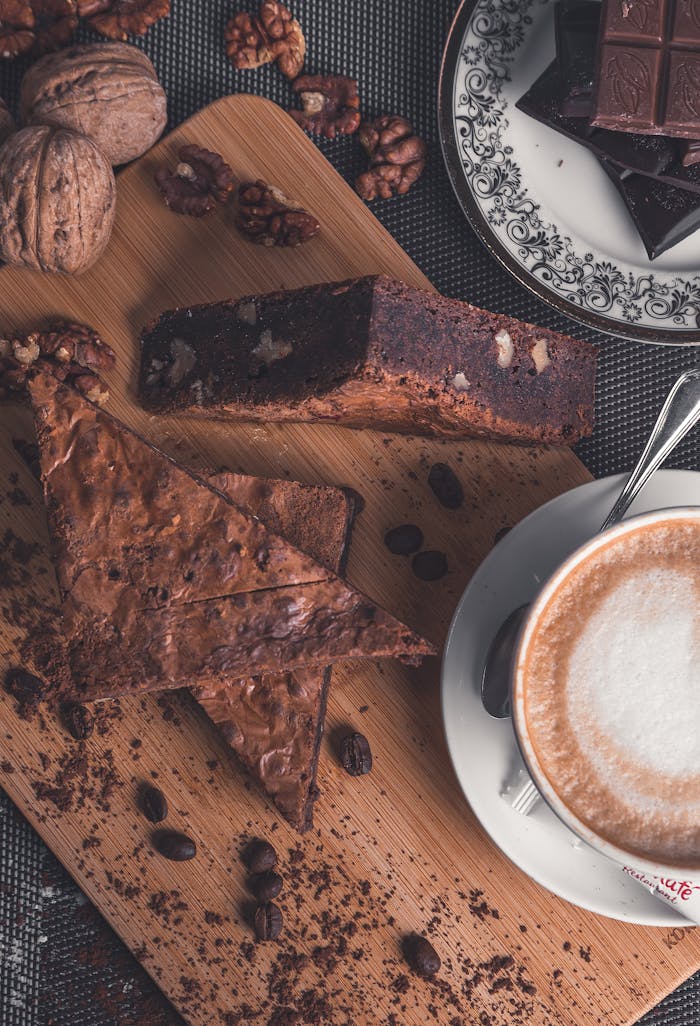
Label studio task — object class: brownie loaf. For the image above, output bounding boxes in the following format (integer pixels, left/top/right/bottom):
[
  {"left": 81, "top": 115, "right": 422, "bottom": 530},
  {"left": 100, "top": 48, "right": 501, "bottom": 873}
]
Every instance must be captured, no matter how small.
[{"left": 139, "top": 275, "right": 597, "bottom": 445}]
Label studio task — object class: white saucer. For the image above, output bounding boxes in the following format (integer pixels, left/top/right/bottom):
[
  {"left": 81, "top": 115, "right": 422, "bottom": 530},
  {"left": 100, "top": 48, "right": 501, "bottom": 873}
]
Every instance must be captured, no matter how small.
[{"left": 441, "top": 470, "right": 700, "bottom": 926}]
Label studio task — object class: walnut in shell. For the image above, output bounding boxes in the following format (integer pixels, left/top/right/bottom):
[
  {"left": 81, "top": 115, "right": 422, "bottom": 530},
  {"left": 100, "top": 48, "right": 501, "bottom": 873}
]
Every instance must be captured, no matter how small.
[
  {"left": 0, "top": 96, "right": 14, "bottom": 144},
  {"left": 21, "top": 41, "right": 167, "bottom": 165},
  {"left": 0, "top": 125, "right": 116, "bottom": 275}
]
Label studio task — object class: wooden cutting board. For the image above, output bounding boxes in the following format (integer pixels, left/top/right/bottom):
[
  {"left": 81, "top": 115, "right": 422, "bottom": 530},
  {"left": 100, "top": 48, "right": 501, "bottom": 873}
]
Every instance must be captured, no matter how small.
[{"left": 0, "top": 94, "right": 697, "bottom": 1026}]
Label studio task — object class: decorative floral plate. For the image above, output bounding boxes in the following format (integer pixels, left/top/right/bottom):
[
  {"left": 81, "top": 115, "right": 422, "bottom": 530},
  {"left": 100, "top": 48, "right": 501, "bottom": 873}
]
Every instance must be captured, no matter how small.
[{"left": 438, "top": 0, "right": 700, "bottom": 344}]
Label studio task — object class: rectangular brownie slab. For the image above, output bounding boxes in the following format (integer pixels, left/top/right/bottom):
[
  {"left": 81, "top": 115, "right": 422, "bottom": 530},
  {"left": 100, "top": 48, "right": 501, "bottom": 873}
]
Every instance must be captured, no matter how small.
[{"left": 139, "top": 275, "right": 597, "bottom": 445}]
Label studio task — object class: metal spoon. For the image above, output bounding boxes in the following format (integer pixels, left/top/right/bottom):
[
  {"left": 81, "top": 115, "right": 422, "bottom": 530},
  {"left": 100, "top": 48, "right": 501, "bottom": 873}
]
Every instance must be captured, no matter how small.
[{"left": 481, "top": 367, "right": 700, "bottom": 719}]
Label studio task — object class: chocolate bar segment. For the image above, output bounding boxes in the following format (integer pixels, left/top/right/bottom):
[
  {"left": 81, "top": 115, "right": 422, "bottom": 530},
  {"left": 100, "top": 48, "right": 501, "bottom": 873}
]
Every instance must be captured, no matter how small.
[
  {"left": 139, "top": 276, "right": 596, "bottom": 446},
  {"left": 556, "top": 0, "right": 600, "bottom": 116},
  {"left": 600, "top": 158, "right": 700, "bottom": 258},
  {"left": 593, "top": 0, "right": 700, "bottom": 138},
  {"left": 516, "top": 58, "right": 700, "bottom": 189}
]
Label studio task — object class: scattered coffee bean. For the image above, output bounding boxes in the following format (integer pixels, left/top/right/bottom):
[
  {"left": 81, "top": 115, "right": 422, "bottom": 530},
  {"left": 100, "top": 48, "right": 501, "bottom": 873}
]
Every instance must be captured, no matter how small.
[
  {"left": 254, "top": 901, "right": 283, "bottom": 941},
  {"left": 404, "top": 933, "right": 441, "bottom": 977},
  {"left": 243, "top": 838, "right": 277, "bottom": 873},
  {"left": 62, "top": 702, "right": 94, "bottom": 741},
  {"left": 411, "top": 550, "right": 448, "bottom": 581},
  {"left": 141, "top": 784, "right": 168, "bottom": 823},
  {"left": 428, "top": 463, "right": 464, "bottom": 509},
  {"left": 249, "top": 870, "right": 283, "bottom": 902},
  {"left": 154, "top": 830, "right": 196, "bottom": 861},
  {"left": 340, "top": 732, "right": 373, "bottom": 776},
  {"left": 384, "top": 523, "right": 423, "bottom": 555}
]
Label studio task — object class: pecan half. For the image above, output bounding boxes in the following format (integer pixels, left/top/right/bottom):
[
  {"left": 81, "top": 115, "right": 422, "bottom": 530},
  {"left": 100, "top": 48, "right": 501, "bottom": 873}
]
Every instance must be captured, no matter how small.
[
  {"left": 0, "top": 320, "right": 114, "bottom": 402},
  {"left": 77, "top": 0, "right": 169, "bottom": 40},
  {"left": 237, "top": 179, "right": 319, "bottom": 247},
  {"left": 154, "top": 144, "right": 234, "bottom": 217},
  {"left": 355, "top": 115, "right": 426, "bottom": 201},
  {"left": 31, "top": 0, "right": 77, "bottom": 53},
  {"left": 290, "top": 75, "right": 360, "bottom": 138},
  {"left": 225, "top": 1, "right": 304, "bottom": 80},
  {"left": 0, "top": 0, "right": 35, "bottom": 58}
]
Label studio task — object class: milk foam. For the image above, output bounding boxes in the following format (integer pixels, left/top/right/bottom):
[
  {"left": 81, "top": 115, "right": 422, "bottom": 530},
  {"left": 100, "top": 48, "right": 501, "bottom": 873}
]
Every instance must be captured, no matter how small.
[
  {"left": 521, "top": 516, "right": 700, "bottom": 867},
  {"left": 567, "top": 569, "right": 700, "bottom": 779}
]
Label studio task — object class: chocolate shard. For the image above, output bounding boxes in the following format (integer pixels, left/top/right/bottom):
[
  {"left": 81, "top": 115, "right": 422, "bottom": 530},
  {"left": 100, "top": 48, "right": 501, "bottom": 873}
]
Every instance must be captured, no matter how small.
[
  {"left": 138, "top": 276, "right": 596, "bottom": 447},
  {"left": 600, "top": 158, "right": 700, "bottom": 259},
  {"left": 28, "top": 371, "right": 434, "bottom": 702},
  {"left": 555, "top": 0, "right": 600, "bottom": 117},
  {"left": 193, "top": 472, "right": 357, "bottom": 833},
  {"left": 592, "top": 0, "right": 700, "bottom": 139}
]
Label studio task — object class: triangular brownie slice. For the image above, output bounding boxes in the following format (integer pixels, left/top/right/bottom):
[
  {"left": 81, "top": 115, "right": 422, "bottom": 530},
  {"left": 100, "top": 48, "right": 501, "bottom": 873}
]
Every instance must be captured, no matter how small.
[
  {"left": 29, "top": 372, "right": 434, "bottom": 700},
  {"left": 193, "top": 473, "right": 356, "bottom": 832}
]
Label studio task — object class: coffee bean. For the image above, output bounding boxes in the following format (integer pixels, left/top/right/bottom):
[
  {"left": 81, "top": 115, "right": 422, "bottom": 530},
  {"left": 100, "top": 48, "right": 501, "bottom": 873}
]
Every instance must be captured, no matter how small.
[
  {"left": 404, "top": 933, "right": 441, "bottom": 976},
  {"left": 243, "top": 838, "right": 277, "bottom": 873},
  {"left": 428, "top": 463, "right": 464, "bottom": 509},
  {"left": 63, "top": 702, "right": 94, "bottom": 741},
  {"left": 154, "top": 830, "right": 196, "bottom": 861},
  {"left": 254, "top": 901, "right": 283, "bottom": 941},
  {"left": 141, "top": 784, "right": 168, "bottom": 823},
  {"left": 249, "top": 870, "right": 283, "bottom": 902},
  {"left": 411, "top": 550, "right": 448, "bottom": 581},
  {"left": 340, "top": 732, "right": 372, "bottom": 776},
  {"left": 384, "top": 524, "right": 423, "bottom": 555}
]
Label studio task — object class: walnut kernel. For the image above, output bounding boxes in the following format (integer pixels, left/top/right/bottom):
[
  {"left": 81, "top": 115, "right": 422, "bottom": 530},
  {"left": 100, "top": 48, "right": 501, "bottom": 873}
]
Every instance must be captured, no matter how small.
[
  {"left": 155, "top": 144, "right": 234, "bottom": 216},
  {"left": 290, "top": 75, "right": 360, "bottom": 138},
  {"left": 355, "top": 115, "right": 426, "bottom": 201},
  {"left": 494, "top": 329, "right": 514, "bottom": 369},
  {"left": 237, "top": 179, "right": 319, "bottom": 247},
  {"left": 77, "top": 0, "right": 170, "bottom": 40},
  {"left": 225, "top": 1, "right": 304, "bottom": 80},
  {"left": 531, "top": 338, "right": 551, "bottom": 374},
  {"left": 0, "top": 0, "right": 34, "bottom": 58}
]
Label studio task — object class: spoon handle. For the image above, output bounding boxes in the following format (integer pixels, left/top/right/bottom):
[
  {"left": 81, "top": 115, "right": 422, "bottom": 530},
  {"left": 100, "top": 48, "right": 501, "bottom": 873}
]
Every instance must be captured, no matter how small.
[{"left": 600, "top": 367, "right": 700, "bottom": 532}]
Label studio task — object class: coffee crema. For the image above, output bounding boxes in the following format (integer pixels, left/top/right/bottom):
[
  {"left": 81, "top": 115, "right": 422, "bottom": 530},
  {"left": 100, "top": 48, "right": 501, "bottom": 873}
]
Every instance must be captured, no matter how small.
[{"left": 518, "top": 515, "right": 700, "bottom": 868}]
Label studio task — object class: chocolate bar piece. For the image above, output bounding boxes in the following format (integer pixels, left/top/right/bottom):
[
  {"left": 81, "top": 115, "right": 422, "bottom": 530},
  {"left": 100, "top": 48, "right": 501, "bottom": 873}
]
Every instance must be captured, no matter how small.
[
  {"left": 601, "top": 158, "right": 700, "bottom": 258},
  {"left": 517, "top": 59, "right": 700, "bottom": 189},
  {"left": 517, "top": 60, "right": 679, "bottom": 177},
  {"left": 28, "top": 370, "right": 434, "bottom": 701},
  {"left": 139, "top": 276, "right": 596, "bottom": 447},
  {"left": 556, "top": 0, "right": 600, "bottom": 116},
  {"left": 194, "top": 473, "right": 357, "bottom": 833},
  {"left": 592, "top": 0, "right": 700, "bottom": 138}
]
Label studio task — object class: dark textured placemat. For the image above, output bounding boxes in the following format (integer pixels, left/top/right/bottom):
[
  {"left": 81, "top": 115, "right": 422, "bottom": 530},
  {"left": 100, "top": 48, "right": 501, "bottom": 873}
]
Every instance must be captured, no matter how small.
[{"left": 1, "top": 1, "right": 699, "bottom": 1023}]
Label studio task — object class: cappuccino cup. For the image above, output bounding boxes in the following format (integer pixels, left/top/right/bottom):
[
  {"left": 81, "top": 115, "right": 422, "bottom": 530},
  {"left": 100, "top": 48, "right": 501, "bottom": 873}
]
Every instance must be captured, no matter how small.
[{"left": 512, "top": 508, "right": 700, "bottom": 878}]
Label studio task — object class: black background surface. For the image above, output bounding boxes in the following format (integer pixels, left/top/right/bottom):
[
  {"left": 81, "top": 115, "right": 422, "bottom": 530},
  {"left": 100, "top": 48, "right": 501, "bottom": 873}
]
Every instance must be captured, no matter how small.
[{"left": 1, "top": 1, "right": 699, "bottom": 1023}]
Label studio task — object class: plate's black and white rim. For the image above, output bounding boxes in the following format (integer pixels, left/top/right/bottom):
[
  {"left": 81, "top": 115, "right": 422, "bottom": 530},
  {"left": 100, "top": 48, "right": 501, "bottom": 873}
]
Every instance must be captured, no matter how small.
[{"left": 439, "top": 0, "right": 700, "bottom": 344}]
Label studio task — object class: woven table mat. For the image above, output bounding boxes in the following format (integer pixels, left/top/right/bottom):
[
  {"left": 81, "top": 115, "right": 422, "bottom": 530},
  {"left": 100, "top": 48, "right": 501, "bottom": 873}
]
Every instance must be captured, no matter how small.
[{"left": 1, "top": 1, "right": 699, "bottom": 1023}]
